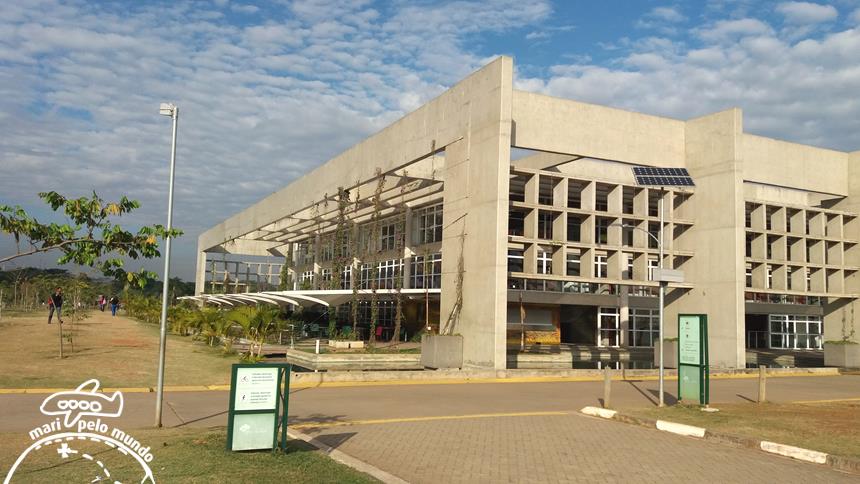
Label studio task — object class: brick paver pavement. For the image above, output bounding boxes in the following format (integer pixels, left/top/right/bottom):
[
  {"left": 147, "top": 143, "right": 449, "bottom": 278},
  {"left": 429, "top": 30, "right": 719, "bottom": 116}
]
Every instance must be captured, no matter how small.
[{"left": 304, "top": 412, "right": 859, "bottom": 483}]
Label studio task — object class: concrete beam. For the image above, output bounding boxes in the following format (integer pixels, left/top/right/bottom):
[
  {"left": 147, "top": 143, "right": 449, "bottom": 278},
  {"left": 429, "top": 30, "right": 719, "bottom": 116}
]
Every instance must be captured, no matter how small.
[{"left": 511, "top": 90, "right": 686, "bottom": 167}]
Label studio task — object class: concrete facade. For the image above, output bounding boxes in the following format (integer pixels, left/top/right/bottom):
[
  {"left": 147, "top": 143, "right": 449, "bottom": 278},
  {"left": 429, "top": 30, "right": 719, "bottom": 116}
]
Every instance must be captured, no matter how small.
[{"left": 195, "top": 57, "right": 860, "bottom": 369}]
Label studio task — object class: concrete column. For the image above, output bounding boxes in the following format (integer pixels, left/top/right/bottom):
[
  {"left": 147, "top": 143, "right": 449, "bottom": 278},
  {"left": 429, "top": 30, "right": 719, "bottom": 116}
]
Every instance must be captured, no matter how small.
[
  {"left": 194, "top": 250, "right": 207, "bottom": 295},
  {"left": 439, "top": 57, "right": 513, "bottom": 370},
  {"left": 674, "top": 108, "right": 746, "bottom": 368},
  {"left": 403, "top": 208, "right": 414, "bottom": 289},
  {"left": 619, "top": 291, "right": 630, "bottom": 347}
]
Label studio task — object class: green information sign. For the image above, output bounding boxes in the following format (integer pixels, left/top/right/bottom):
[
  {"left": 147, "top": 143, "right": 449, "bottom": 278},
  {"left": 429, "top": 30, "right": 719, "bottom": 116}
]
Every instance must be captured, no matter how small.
[
  {"left": 227, "top": 363, "right": 291, "bottom": 452},
  {"left": 677, "top": 314, "right": 709, "bottom": 405},
  {"left": 678, "top": 315, "right": 701, "bottom": 366}
]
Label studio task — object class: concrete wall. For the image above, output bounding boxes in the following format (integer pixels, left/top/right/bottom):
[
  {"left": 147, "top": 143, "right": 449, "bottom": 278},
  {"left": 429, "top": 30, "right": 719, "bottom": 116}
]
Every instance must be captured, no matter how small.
[
  {"left": 742, "top": 134, "right": 849, "bottom": 196},
  {"left": 673, "top": 109, "right": 747, "bottom": 368},
  {"left": 440, "top": 57, "right": 512, "bottom": 369},
  {"left": 825, "top": 149, "right": 860, "bottom": 343},
  {"left": 511, "top": 91, "right": 686, "bottom": 167}
]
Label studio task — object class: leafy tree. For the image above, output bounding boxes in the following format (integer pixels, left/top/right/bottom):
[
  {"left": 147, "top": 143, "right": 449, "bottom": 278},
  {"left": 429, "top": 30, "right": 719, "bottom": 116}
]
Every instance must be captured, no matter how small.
[{"left": 1, "top": 191, "right": 182, "bottom": 287}]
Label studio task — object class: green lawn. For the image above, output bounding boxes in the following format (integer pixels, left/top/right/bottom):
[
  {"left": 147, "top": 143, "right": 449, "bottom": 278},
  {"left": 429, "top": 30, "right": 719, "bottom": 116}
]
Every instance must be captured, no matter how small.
[
  {"left": 0, "top": 426, "right": 378, "bottom": 483},
  {"left": 0, "top": 311, "right": 235, "bottom": 388},
  {"left": 627, "top": 400, "right": 860, "bottom": 459}
]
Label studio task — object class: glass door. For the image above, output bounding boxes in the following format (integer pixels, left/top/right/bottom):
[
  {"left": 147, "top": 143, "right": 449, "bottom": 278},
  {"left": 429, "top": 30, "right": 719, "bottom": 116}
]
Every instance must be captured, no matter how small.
[{"left": 597, "top": 307, "right": 620, "bottom": 347}]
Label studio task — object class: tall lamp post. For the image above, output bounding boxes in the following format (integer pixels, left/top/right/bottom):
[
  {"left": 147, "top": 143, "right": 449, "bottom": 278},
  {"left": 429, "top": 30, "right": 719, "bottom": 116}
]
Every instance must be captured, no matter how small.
[
  {"left": 155, "top": 103, "right": 178, "bottom": 427},
  {"left": 631, "top": 167, "right": 694, "bottom": 407}
]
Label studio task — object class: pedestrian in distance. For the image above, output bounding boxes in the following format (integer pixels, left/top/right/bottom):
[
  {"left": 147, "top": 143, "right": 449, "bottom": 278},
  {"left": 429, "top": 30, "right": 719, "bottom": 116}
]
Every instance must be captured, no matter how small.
[
  {"left": 97, "top": 294, "right": 106, "bottom": 312},
  {"left": 48, "top": 287, "right": 64, "bottom": 324},
  {"left": 109, "top": 295, "right": 119, "bottom": 316}
]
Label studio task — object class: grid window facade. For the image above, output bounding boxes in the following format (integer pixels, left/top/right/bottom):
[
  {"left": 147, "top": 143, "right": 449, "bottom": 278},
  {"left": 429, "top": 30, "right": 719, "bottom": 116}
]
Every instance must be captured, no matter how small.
[
  {"left": 595, "top": 254, "right": 608, "bottom": 279},
  {"left": 630, "top": 308, "right": 658, "bottom": 347},
  {"left": 508, "top": 249, "right": 524, "bottom": 273},
  {"left": 566, "top": 252, "right": 580, "bottom": 277},
  {"left": 380, "top": 221, "right": 399, "bottom": 251},
  {"left": 412, "top": 253, "right": 442, "bottom": 289},
  {"left": 413, "top": 204, "right": 443, "bottom": 245},
  {"left": 537, "top": 247, "right": 553, "bottom": 275},
  {"left": 768, "top": 314, "right": 822, "bottom": 350}
]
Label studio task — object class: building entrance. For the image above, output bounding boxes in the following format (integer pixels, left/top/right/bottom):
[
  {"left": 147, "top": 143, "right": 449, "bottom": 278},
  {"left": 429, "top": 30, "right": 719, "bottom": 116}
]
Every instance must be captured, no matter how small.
[{"left": 597, "top": 307, "right": 620, "bottom": 347}]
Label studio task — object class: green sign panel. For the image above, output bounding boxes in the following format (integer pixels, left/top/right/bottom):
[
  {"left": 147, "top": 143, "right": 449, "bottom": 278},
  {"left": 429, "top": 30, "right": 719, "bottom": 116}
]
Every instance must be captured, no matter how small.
[
  {"left": 677, "top": 314, "right": 709, "bottom": 405},
  {"left": 227, "top": 363, "right": 291, "bottom": 452},
  {"left": 678, "top": 315, "right": 701, "bottom": 366}
]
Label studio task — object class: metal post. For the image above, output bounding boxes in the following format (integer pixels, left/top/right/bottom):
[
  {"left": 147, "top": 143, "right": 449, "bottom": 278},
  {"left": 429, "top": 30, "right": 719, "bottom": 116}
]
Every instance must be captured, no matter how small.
[
  {"left": 603, "top": 365, "right": 612, "bottom": 408},
  {"left": 155, "top": 104, "right": 178, "bottom": 428},
  {"left": 658, "top": 189, "right": 665, "bottom": 407}
]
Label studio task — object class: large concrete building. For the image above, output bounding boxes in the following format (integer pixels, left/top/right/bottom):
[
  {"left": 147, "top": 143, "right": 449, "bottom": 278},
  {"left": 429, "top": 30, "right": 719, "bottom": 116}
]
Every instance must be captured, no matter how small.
[{"left": 194, "top": 57, "right": 860, "bottom": 370}]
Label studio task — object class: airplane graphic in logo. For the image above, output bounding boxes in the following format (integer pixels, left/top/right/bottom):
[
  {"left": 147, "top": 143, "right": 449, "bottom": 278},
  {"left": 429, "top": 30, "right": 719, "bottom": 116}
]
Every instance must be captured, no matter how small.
[{"left": 39, "top": 379, "right": 124, "bottom": 427}]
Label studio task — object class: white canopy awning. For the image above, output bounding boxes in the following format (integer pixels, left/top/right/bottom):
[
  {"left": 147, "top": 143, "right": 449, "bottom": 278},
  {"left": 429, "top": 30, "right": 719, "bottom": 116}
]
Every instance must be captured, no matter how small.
[{"left": 179, "top": 288, "right": 441, "bottom": 308}]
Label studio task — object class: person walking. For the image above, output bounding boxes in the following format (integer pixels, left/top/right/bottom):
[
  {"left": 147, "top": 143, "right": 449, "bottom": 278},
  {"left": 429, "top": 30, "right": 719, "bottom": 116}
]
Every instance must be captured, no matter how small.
[
  {"left": 97, "top": 294, "right": 106, "bottom": 312},
  {"left": 109, "top": 295, "right": 119, "bottom": 316},
  {"left": 48, "top": 287, "right": 64, "bottom": 324}
]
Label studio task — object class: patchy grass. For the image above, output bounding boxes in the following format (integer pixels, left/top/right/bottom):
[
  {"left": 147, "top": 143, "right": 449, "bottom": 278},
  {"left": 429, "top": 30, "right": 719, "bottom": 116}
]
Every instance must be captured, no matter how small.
[
  {"left": 0, "top": 311, "right": 234, "bottom": 389},
  {"left": 627, "top": 400, "right": 860, "bottom": 459},
  {"left": 0, "top": 426, "right": 377, "bottom": 483}
]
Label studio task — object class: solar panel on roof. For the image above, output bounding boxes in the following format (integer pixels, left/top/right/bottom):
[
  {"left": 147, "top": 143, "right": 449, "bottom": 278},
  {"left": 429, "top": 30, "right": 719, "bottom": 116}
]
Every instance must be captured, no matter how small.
[{"left": 632, "top": 166, "right": 694, "bottom": 187}]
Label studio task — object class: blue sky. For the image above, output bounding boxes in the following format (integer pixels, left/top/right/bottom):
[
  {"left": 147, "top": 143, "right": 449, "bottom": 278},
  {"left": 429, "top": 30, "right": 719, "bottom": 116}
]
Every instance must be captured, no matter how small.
[{"left": 1, "top": 0, "right": 860, "bottom": 281}]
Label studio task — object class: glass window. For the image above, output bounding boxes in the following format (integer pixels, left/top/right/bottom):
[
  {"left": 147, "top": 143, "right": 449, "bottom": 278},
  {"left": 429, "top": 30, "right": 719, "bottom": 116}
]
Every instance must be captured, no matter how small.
[
  {"left": 412, "top": 204, "right": 443, "bottom": 245},
  {"left": 595, "top": 254, "right": 607, "bottom": 279},
  {"left": 376, "top": 259, "right": 404, "bottom": 289},
  {"left": 623, "top": 253, "right": 634, "bottom": 280},
  {"left": 412, "top": 253, "right": 442, "bottom": 288},
  {"left": 622, "top": 220, "right": 634, "bottom": 247},
  {"left": 507, "top": 249, "right": 524, "bottom": 273},
  {"left": 630, "top": 308, "right": 658, "bottom": 347},
  {"left": 537, "top": 247, "right": 553, "bottom": 275},
  {"left": 567, "top": 215, "right": 582, "bottom": 242},
  {"left": 380, "top": 221, "right": 399, "bottom": 251},
  {"left": 566, "top": 252, "right": 581, "bottom": 277},
  {"left": 538, "top": 211, "right": 554, "bottom": 239},
  {"left": 647, "top": 257, "right": 659, "bottom": 281},
  {"left": 509, "top": 209, "right": 525, "bottom": 236},
  {"left": 648, "top": 222, "right": 659, "bottom": 249},
  {"left": 595, "top": 218, "right": 609, "bottom": 245},
  {"left": 598, "top": 307, "right": 619, "bottom": 347},
  {"left": 768, "top": 314, "right": 822, "bottom": 350}
]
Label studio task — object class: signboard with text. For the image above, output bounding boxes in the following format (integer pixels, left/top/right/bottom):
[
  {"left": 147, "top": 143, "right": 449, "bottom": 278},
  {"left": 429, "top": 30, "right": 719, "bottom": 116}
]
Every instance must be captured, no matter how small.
[
  {"left": 678, "top": 314, "right": 709, "bottom": 405},
  {"left": 227, "top": 363, "right": 291, "bottom": 452}
]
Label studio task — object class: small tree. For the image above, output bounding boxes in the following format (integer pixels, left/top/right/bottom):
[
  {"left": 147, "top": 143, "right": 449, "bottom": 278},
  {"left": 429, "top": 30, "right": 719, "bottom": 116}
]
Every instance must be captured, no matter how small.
[{"left": 1, "top": 191, "right": 182, "bottom": 288}]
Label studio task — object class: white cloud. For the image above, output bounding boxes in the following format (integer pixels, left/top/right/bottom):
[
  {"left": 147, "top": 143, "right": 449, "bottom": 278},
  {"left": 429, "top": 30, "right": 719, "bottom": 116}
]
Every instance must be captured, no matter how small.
[
  {"left": 0, "top": 0, "right": 553, "bottom": 279},
  {"left": 651, "top": 6, "right": 686, "bottom": 23},
  {"left": 231, "top": 4, "right": 260, "bottom": 14},
  {"left": 525, "top": 22, "right": 860, "bottom": 156},
  {"left": 697, "top": 18, "right": 774, "bottom": 42},
  {"left": 776, "top": 2, "right": 838, "bottom": 24}
]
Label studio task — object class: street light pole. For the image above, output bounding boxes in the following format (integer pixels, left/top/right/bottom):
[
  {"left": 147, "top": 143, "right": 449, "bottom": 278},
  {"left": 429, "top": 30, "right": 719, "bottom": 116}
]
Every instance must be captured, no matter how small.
[
  {"left": 658, "top": 189, "right": 665, "bottom": 407},
  {"left": 155, "top": 103, "right": 178, "bottom": 427}
]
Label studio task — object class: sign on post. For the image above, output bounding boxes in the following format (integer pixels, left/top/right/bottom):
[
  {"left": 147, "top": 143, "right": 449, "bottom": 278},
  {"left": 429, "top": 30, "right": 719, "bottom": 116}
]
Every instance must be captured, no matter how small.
[
  {"left": 227, "top": 363, "right": 291, "bottom": 452},
  {"left": 677, "top": 314, "right": 708, "bottom": 405}
]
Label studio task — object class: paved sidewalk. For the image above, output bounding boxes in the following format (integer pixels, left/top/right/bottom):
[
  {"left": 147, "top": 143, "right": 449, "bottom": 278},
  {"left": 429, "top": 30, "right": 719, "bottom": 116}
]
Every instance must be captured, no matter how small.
[
  {"left": 302, "top": 412, "right": 859, "bottom": 483},
  {"left": 1, "top": 376, "right": 858, "bottom": 482}
]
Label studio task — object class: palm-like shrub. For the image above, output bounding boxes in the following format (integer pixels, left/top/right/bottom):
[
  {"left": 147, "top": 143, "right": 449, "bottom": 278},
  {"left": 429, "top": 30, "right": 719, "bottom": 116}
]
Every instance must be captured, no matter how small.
[{"left": 226, "top": 304, "right": 282, "bottom": 358}]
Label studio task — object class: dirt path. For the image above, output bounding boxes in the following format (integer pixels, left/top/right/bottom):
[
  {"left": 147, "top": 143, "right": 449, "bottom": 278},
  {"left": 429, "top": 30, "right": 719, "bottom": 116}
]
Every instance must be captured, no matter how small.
[{"left": 0, "top": 310, "right": 234, "bottom": 388}]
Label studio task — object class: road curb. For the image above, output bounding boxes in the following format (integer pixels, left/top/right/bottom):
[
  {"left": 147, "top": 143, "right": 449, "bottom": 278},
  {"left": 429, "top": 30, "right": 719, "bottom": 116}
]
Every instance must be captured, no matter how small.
[
  {"left": 287, "top": 428, "right": 409, "bottom": 484},
  {"left": 579, "top": 407, "right": 860, "bottom": 474}
]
